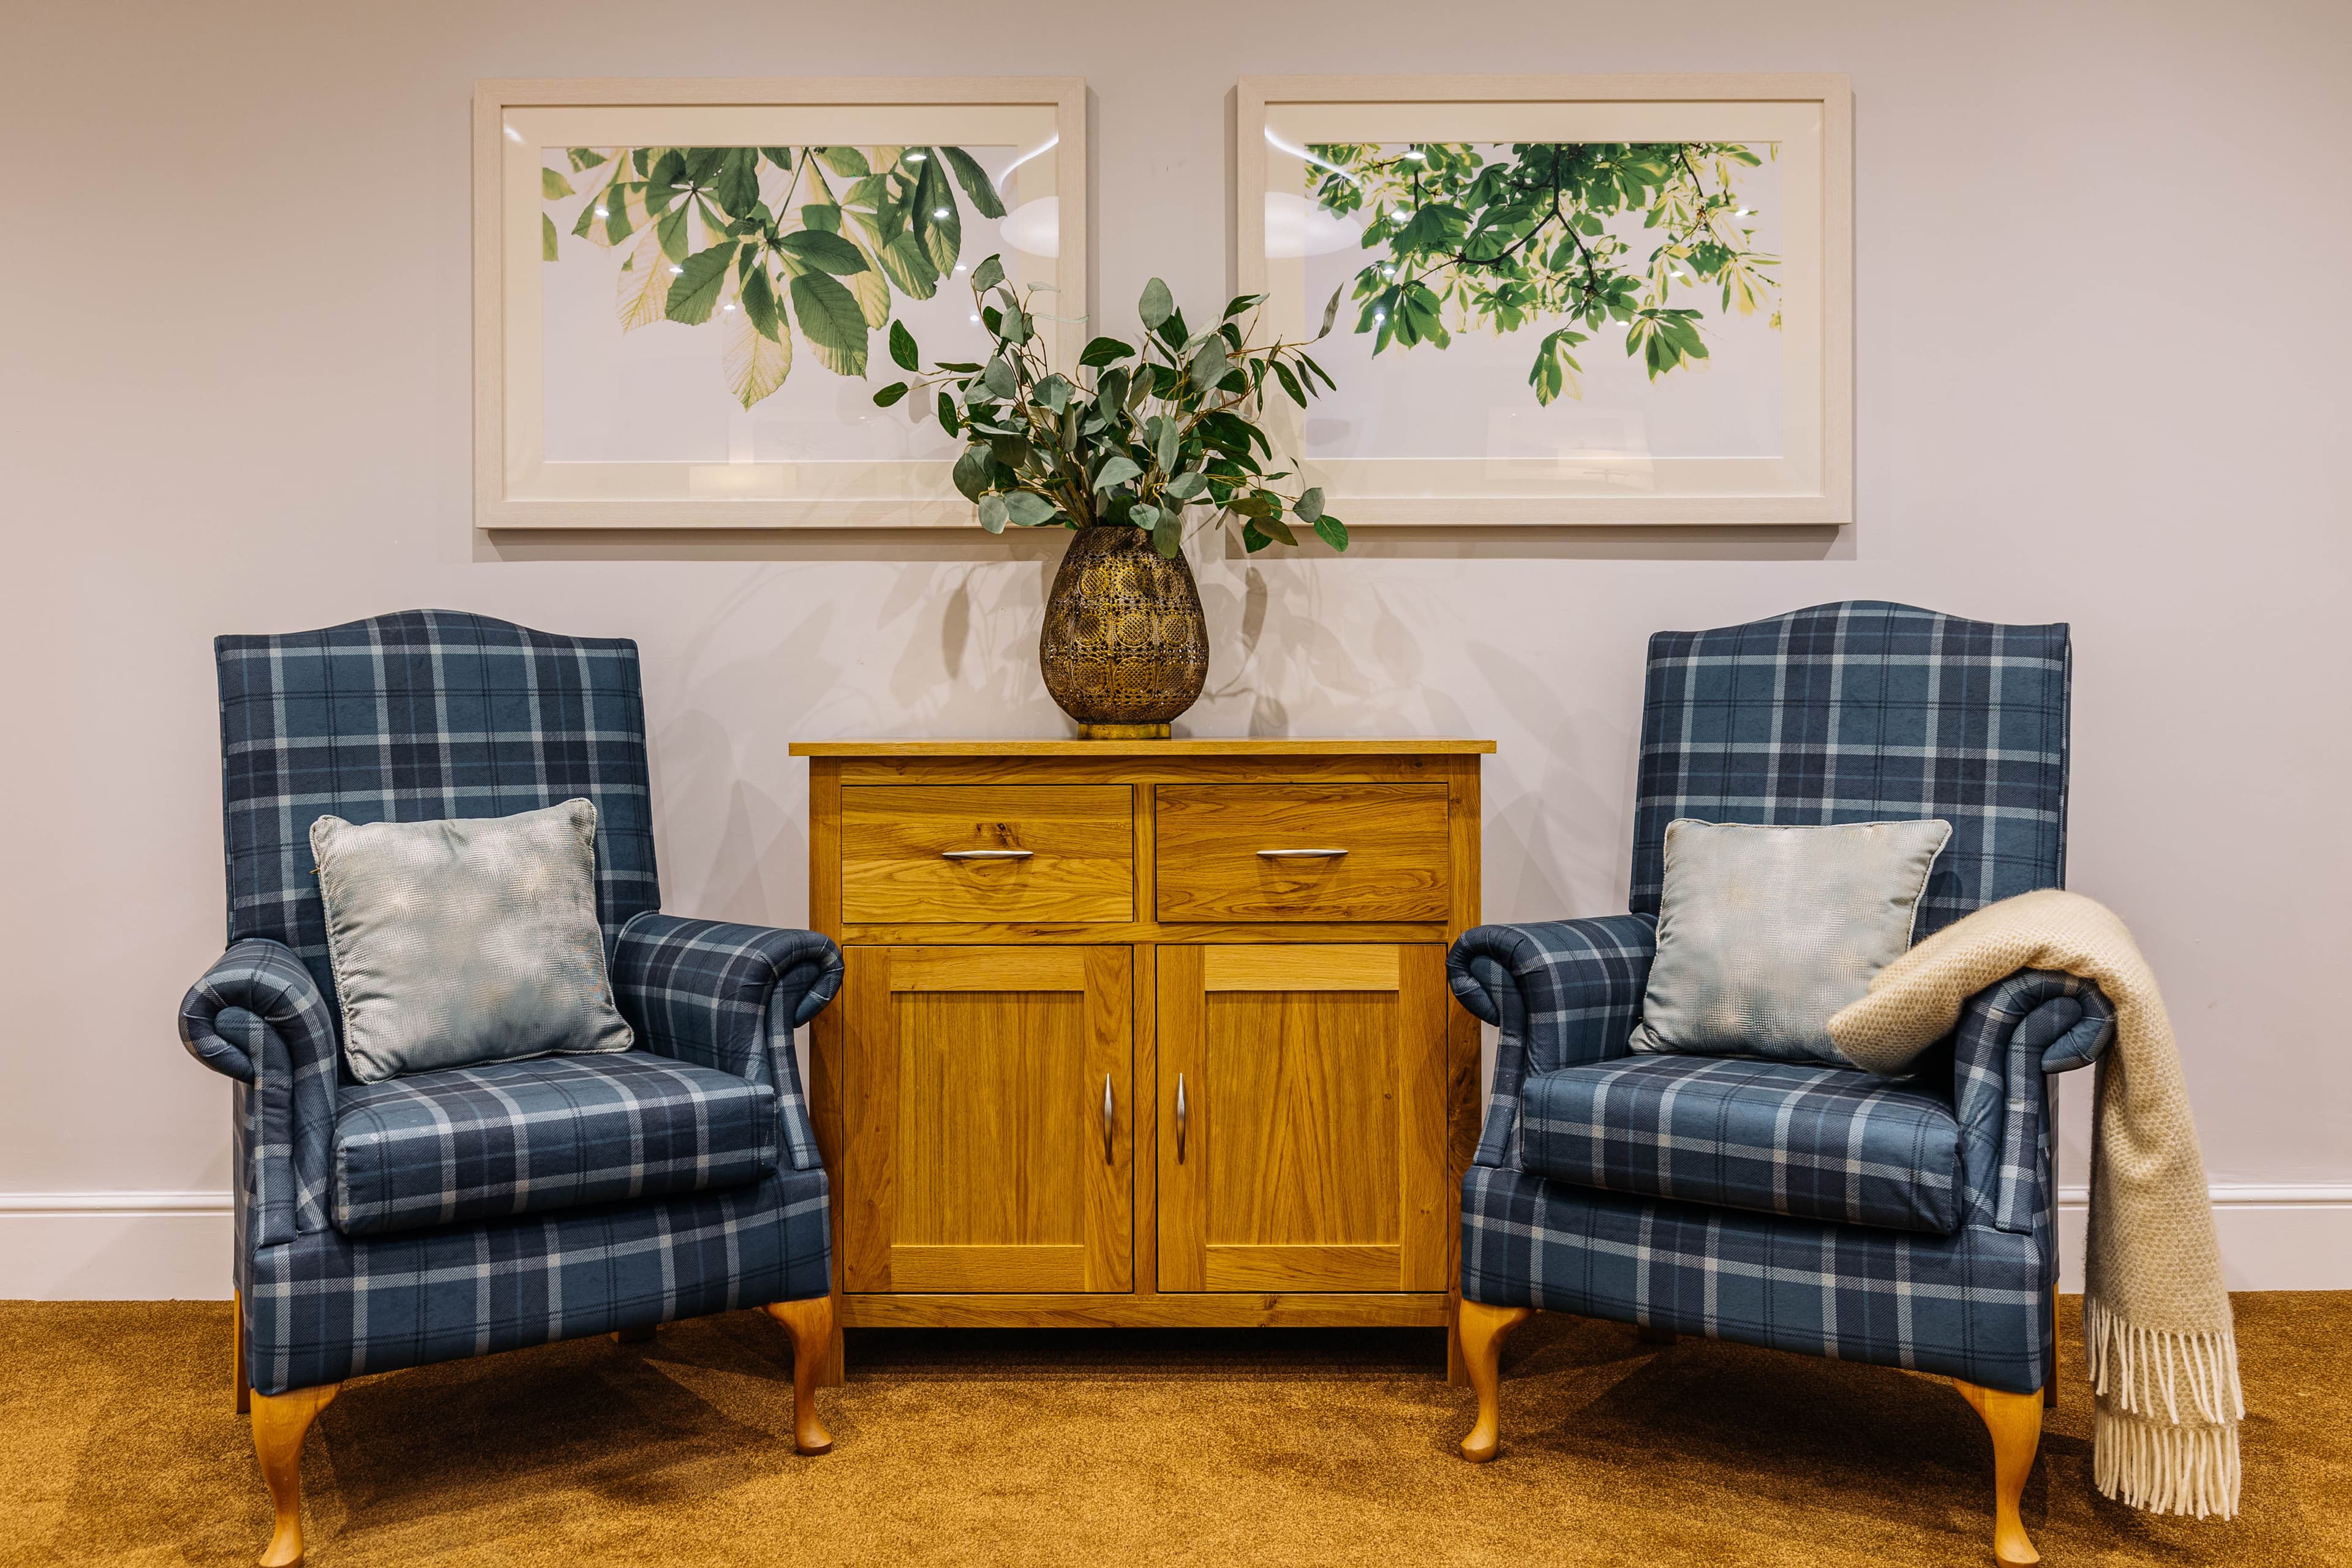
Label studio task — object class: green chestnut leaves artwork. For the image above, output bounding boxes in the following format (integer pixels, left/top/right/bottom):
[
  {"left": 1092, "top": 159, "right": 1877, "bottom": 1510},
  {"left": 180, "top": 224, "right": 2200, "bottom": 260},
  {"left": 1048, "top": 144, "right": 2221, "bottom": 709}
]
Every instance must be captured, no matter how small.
[
  {"left": 1305, "top": 140, "right": 1780, "bottom": 405},
  {"left": 874, "top": 265, "right": 1351, "bottom": 558},
  {"left": 543, "top": 143, "right": 1005, "bottom": 409},
  {"left": 549, "top": 142, "right": 1351, "bottom": 553}
]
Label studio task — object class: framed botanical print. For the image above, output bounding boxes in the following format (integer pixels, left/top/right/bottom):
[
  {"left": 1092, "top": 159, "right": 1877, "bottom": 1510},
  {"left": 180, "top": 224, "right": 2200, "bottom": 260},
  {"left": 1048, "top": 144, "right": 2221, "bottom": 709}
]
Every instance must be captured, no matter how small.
[
  {"left": 1237, "top": 75, "right": 1852, "bottom": 526},
  {"left": 474, "top": 77, "right": 1085, "bottom": 529}
]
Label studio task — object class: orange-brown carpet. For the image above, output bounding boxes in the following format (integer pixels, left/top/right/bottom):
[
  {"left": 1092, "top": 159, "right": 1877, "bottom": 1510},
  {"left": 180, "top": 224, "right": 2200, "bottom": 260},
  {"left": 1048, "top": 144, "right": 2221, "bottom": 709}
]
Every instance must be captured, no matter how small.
[{"left": 2, "top": 1295, "right": 2343, "bottom": 1566}]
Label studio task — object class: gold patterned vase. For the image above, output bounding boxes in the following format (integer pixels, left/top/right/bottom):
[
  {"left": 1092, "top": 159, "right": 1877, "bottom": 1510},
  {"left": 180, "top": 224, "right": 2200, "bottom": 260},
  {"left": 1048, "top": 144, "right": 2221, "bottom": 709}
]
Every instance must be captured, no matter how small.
[{"left": 1038, "top": 524, "right": 1209, "bottom": 739}]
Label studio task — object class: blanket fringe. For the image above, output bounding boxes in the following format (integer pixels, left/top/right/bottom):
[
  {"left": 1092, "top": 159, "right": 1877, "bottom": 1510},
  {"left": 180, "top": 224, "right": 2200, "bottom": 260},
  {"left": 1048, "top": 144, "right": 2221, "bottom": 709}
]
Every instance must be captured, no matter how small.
[
  {"left": 2086, "top": 1295, "right": 2245, "bottom": 1425},
  {"left": 2086, "top": 1295, "right": 2243, "bottom": 1520},
  {"left": 2093, "top": 1405, "right": 2241, "bottom": 1520}
]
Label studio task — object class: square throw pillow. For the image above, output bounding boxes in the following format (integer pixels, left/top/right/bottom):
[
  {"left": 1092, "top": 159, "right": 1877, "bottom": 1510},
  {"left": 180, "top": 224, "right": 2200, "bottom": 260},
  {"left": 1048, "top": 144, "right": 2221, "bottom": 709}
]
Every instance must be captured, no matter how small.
[
  {"left": 311, "top": 798, "right": 635, "bottom": 1083},
  {"left": 1628, "top": 818, "right": 1952, "bottom": 1066}
]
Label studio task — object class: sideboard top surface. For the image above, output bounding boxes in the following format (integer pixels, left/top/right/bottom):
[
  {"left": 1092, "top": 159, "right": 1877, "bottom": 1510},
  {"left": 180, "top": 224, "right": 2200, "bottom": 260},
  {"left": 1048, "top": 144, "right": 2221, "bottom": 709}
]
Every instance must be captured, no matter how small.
[{"left": 790, "top": 737, "right": 1496, "bottom": 758}]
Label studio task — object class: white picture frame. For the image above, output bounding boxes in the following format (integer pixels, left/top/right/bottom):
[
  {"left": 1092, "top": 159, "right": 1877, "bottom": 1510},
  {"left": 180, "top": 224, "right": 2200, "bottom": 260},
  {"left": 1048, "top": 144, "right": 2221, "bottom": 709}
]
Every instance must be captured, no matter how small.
[
  {"left": 1237, "top": 74, "right": 1852, "bottom": 526},
  {"left": 474, "top": 77, "right": 1087, "bottom": 529}
]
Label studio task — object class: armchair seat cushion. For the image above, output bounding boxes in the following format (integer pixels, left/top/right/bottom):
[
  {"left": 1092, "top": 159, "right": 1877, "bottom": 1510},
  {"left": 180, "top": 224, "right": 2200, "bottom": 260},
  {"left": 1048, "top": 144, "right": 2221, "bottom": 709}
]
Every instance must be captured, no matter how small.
[
  {"left": 1518, "top": 1054, "right": 1964, "bottom": 1236},
  {"left": 331, "top": 1052, "right": 779, "bottom": 1237}
]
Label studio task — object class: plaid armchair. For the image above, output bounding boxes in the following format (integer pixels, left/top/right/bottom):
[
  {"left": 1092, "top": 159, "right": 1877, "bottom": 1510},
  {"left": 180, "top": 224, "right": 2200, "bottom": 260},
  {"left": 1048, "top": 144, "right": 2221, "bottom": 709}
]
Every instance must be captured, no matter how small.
[
  {"left": 175, "top": 611, "right": 843, "bottom": 1567},
  {"left": 1449, "top": 602, "right": 2115, "bottom": 1568}
]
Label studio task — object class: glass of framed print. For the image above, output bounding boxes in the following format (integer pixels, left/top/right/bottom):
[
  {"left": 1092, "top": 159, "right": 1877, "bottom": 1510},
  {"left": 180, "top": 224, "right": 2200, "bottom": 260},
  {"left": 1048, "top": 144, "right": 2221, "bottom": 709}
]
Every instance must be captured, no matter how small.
[
  {"left": 1237, "top": 75, "right": 1850, "bottom": 526},
  {"left": 474, "top": 77, "right": 1085, "bottom": 529}
]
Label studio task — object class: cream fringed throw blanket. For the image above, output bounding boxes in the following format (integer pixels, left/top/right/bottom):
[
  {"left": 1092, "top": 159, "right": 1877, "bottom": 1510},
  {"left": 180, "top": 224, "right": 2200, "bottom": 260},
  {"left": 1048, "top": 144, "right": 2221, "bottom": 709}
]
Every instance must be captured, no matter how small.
[{"left": 1827, "top": 888, "right": 2242, "bottom": 1520}]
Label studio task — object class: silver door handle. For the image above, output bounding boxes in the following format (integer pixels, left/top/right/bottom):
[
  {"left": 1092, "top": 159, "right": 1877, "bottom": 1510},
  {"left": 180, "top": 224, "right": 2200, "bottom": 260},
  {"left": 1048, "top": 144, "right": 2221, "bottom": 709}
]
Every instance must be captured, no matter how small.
[
  {"left": 1175, "top": 1073, "right": 1187, "bottom": 1163},
  {"left": 1101, "top": 1074, "right": 1115, "bottom": 1164},
  {"left": 941, "top": 848, "right": 1034, "bottom": 861},
  {"left": 1256, "top": 848, "right": 1349, "bottom": 858}
]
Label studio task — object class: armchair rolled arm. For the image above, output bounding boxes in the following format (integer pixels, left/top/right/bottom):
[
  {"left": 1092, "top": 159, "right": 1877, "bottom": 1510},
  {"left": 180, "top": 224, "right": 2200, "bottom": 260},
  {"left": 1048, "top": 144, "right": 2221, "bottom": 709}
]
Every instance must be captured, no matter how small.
[
  {"left": 612, "top": 914, "right": 843, "bottom": 1069},
  {"left": 1447, "top": 914, "right": 1657, "bottom": 1167},
  {"left": 179, "top": 939, "right": 338, "bottom": 1084},
  {"left": 177, "top": 939, "right": 340, "bottom": 1243},
  {"left": 612, "top": 913, "right": 843, "bottom": 1170},
  {"left": 2037, "top": 987, "right": 2115, "bottom": 1074},
  {"left": 1950, "top": 968, "right": 2115, "bottom": 1235}
]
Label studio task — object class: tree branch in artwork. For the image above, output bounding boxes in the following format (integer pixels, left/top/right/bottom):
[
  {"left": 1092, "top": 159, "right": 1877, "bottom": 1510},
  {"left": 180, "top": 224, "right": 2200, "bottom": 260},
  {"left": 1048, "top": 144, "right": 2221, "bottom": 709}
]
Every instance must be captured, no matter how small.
[
  {"left": 541, "top": 144, "right": 1008, "bottom": 409},
  {"left": 1305, "top": 140, "right": 1781, "bottom": 405}
]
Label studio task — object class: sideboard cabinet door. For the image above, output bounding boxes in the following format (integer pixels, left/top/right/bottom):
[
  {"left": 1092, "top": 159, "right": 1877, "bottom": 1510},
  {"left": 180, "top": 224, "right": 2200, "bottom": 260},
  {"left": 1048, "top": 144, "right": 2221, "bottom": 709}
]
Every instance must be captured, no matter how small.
[
  {"left": 842, "top": 946, "right": 1133, "bottom": 1294},
  {"left": 1155, "top": 944, "right": 1449, "bottom": 1294}
]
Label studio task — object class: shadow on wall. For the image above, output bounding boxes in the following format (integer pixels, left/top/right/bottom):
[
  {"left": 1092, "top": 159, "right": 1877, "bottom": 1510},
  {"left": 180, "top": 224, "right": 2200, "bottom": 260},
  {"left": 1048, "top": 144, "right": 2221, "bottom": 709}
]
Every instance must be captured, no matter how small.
[
  {"left": 594, "top": 532, "right": 1073, "bottom": 927},
  {"left": 484, "top": 524, "right": 1074, "bottom": 726},
  {"left": 484, "top": 520, "right": 1838, "bottom": 921},
  {"left": 1188, "top": 519, "right": 1840, "bottom": 722},
  {"left": 1183, "top": 532, "right": 1722, "bottom": 919}
]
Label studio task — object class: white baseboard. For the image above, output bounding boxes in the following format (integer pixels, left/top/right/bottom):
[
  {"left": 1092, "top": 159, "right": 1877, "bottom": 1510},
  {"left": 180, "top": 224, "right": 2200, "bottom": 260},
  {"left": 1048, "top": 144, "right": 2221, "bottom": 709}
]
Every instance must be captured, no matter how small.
[
  {"left": 2056, "top": 1184, "right": 2352, "bottom": 1292},
  {"left": 0, "top": 1192, "right": 232, "bottom": 1300},
  {"left": 5, "top": 1185, "right": 2350, "bottom": 1300}
]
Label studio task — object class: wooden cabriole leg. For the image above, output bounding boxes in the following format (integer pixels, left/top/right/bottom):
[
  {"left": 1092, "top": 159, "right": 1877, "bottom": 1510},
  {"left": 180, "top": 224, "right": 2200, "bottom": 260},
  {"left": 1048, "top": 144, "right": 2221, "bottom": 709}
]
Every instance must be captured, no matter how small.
[
  {"left": 1457, "top": 1298, "right": 1533, "bottom": 1463},
  {"left": 1953, "top": 1377, "right": 2044, "bottom": 1568},
  {"left": 251, "top": 1382, "right": 340, "bottom": 1567},
  {"left": 764, "top": 1296, "right": 835, "bottom": 1455}
]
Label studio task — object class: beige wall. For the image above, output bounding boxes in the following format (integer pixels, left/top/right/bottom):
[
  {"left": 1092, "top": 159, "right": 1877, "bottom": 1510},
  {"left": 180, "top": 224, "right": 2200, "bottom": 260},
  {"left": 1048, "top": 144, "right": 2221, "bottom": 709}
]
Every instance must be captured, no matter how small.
[{"left": 5, "top": 2, "right": 2348, "bottom": 1287}]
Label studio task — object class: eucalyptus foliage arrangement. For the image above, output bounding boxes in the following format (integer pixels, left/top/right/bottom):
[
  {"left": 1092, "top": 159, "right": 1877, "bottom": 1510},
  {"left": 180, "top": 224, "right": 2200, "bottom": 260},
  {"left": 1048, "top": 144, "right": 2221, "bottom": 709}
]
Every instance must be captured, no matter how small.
[
  {"left": 1306, "top": 140, "right": 1778, "bottom": 404},
  {"left": 873, "top": 262, "right": 1350, "bottom": 557}
]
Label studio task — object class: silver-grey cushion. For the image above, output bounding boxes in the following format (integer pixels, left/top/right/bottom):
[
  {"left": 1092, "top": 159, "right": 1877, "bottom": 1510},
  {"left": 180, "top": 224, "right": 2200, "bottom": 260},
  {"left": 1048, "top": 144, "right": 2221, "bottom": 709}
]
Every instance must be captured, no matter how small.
[
  {"left": 1628, "top": 818, "right": 1952, "bottom": 1066},
  {"left": 311, "top": 799, "right": 635, "bottom": 1083}
]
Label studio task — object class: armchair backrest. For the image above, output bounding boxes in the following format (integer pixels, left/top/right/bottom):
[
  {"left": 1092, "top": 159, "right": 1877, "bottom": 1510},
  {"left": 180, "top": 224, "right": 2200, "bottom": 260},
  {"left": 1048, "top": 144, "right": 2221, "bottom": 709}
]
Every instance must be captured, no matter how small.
[
  {"left": 214, "top": 610, "right": 663, "bottom": 1023},
  {"left": 1630, "top": 601, "right": 2070, "bottom": 937}
]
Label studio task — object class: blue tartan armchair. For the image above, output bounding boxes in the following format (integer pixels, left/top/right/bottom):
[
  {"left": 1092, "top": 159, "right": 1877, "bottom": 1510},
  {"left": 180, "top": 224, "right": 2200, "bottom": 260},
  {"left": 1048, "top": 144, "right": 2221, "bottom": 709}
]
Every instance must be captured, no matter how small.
[
  {"left": 1449, "top": 602, "right": 2116, "bottom": 1568},
  {"left": 175, "top": 611, "right": 843, "bottom": 1567}
]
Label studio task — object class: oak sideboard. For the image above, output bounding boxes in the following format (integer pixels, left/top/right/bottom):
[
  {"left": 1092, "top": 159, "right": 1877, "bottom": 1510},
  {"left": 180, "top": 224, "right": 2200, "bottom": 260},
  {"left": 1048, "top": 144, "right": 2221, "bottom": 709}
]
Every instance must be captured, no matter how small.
[{"left": 790, "top": 738, "right": 1494, "bottom": 1382}]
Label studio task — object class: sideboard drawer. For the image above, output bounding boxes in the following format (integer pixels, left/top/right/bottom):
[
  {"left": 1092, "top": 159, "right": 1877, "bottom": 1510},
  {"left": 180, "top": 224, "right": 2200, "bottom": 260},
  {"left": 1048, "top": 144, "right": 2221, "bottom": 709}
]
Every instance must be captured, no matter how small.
[
  {"left": 842, "top": 785, "right": 1134, "bottom": 923},
  {"left": 1155, "top": 784, "right": 1450, "bottom": 922}
]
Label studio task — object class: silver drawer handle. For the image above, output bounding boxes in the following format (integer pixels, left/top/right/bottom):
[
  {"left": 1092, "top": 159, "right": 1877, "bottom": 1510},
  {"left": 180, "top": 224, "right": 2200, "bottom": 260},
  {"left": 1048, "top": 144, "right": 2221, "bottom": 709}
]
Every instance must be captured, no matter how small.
[
  {"left": 1101, "top": 1074, "right": 1115, "bottom": 1165},
  {"left": 1256, "top": 848, "right": 1349, "bottom": 859},
  {"left": 941, "top": 848, "right": 1035, "bottom": 861},
  {"left": 1175, "top": 1073, "right": 1188, "bottom": 1163}
]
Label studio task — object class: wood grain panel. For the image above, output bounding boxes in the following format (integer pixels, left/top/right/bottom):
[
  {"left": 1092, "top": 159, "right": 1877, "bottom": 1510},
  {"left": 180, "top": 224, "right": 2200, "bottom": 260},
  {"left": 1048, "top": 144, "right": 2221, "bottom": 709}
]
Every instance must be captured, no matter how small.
[
  {"left": 840, "top": 1292, "right": 1452, "bottom": 1330},
  {"left": 895, "top": 991, "right": 1085, "bottom": 1248},
  {"left": 1157, "top": 785, "right": 1449, "bottom": 921},
  {"left": 1082, "top": 947, "right": 1134, "bottom": 1293},
  {"left": 810, "top": 760, "right": 843, "bottom": 931},
  {"left": 840, "top": 953, "right": 899, "bottom": 1292},
  {"left": 1157, "top": 944, "right": 1451, "bottom": 1294},
  {"left": 1154, "top": 945, "right": 1207, "bottom": 1292},
  {"left": 1204, "top": 990, "right": 1401, "bottom": 1248},
  {"left": 1131, "top": 937, "right": 1159, "bottom": 1309},
  {"left": 841, "top": 785, "right": 1133, "bottom": 923},
  {"left": 1444, "top": 756, "right": 1482, "bottom": 1381},
  {"left": 886, "top": 1245, "right": 1087, "bottom": 1292},
  {"left": 836, "top": 756, "right": 1469, "bottom": 787},
  {"left": 1202, "top": 944, "right": 1400, "bottom": 992},
  {"left": 1205, "top": 1243, "right": 1402, "bottom": 1293},
  {"left": 1396, "top": 944, "right": 1453, "bottom": 1292},
  {"left": 841, "top": 946, "right": 1131, "bottom": 1294},
  {"left": 894, "top": 946, "right": 1089, "bottom": 991},
  {"left": 806, "top": 761, "right": 849, "bottom": 1385},
  {"left": 840, "top": 921, "right": 1450, "bottom": 946}
]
